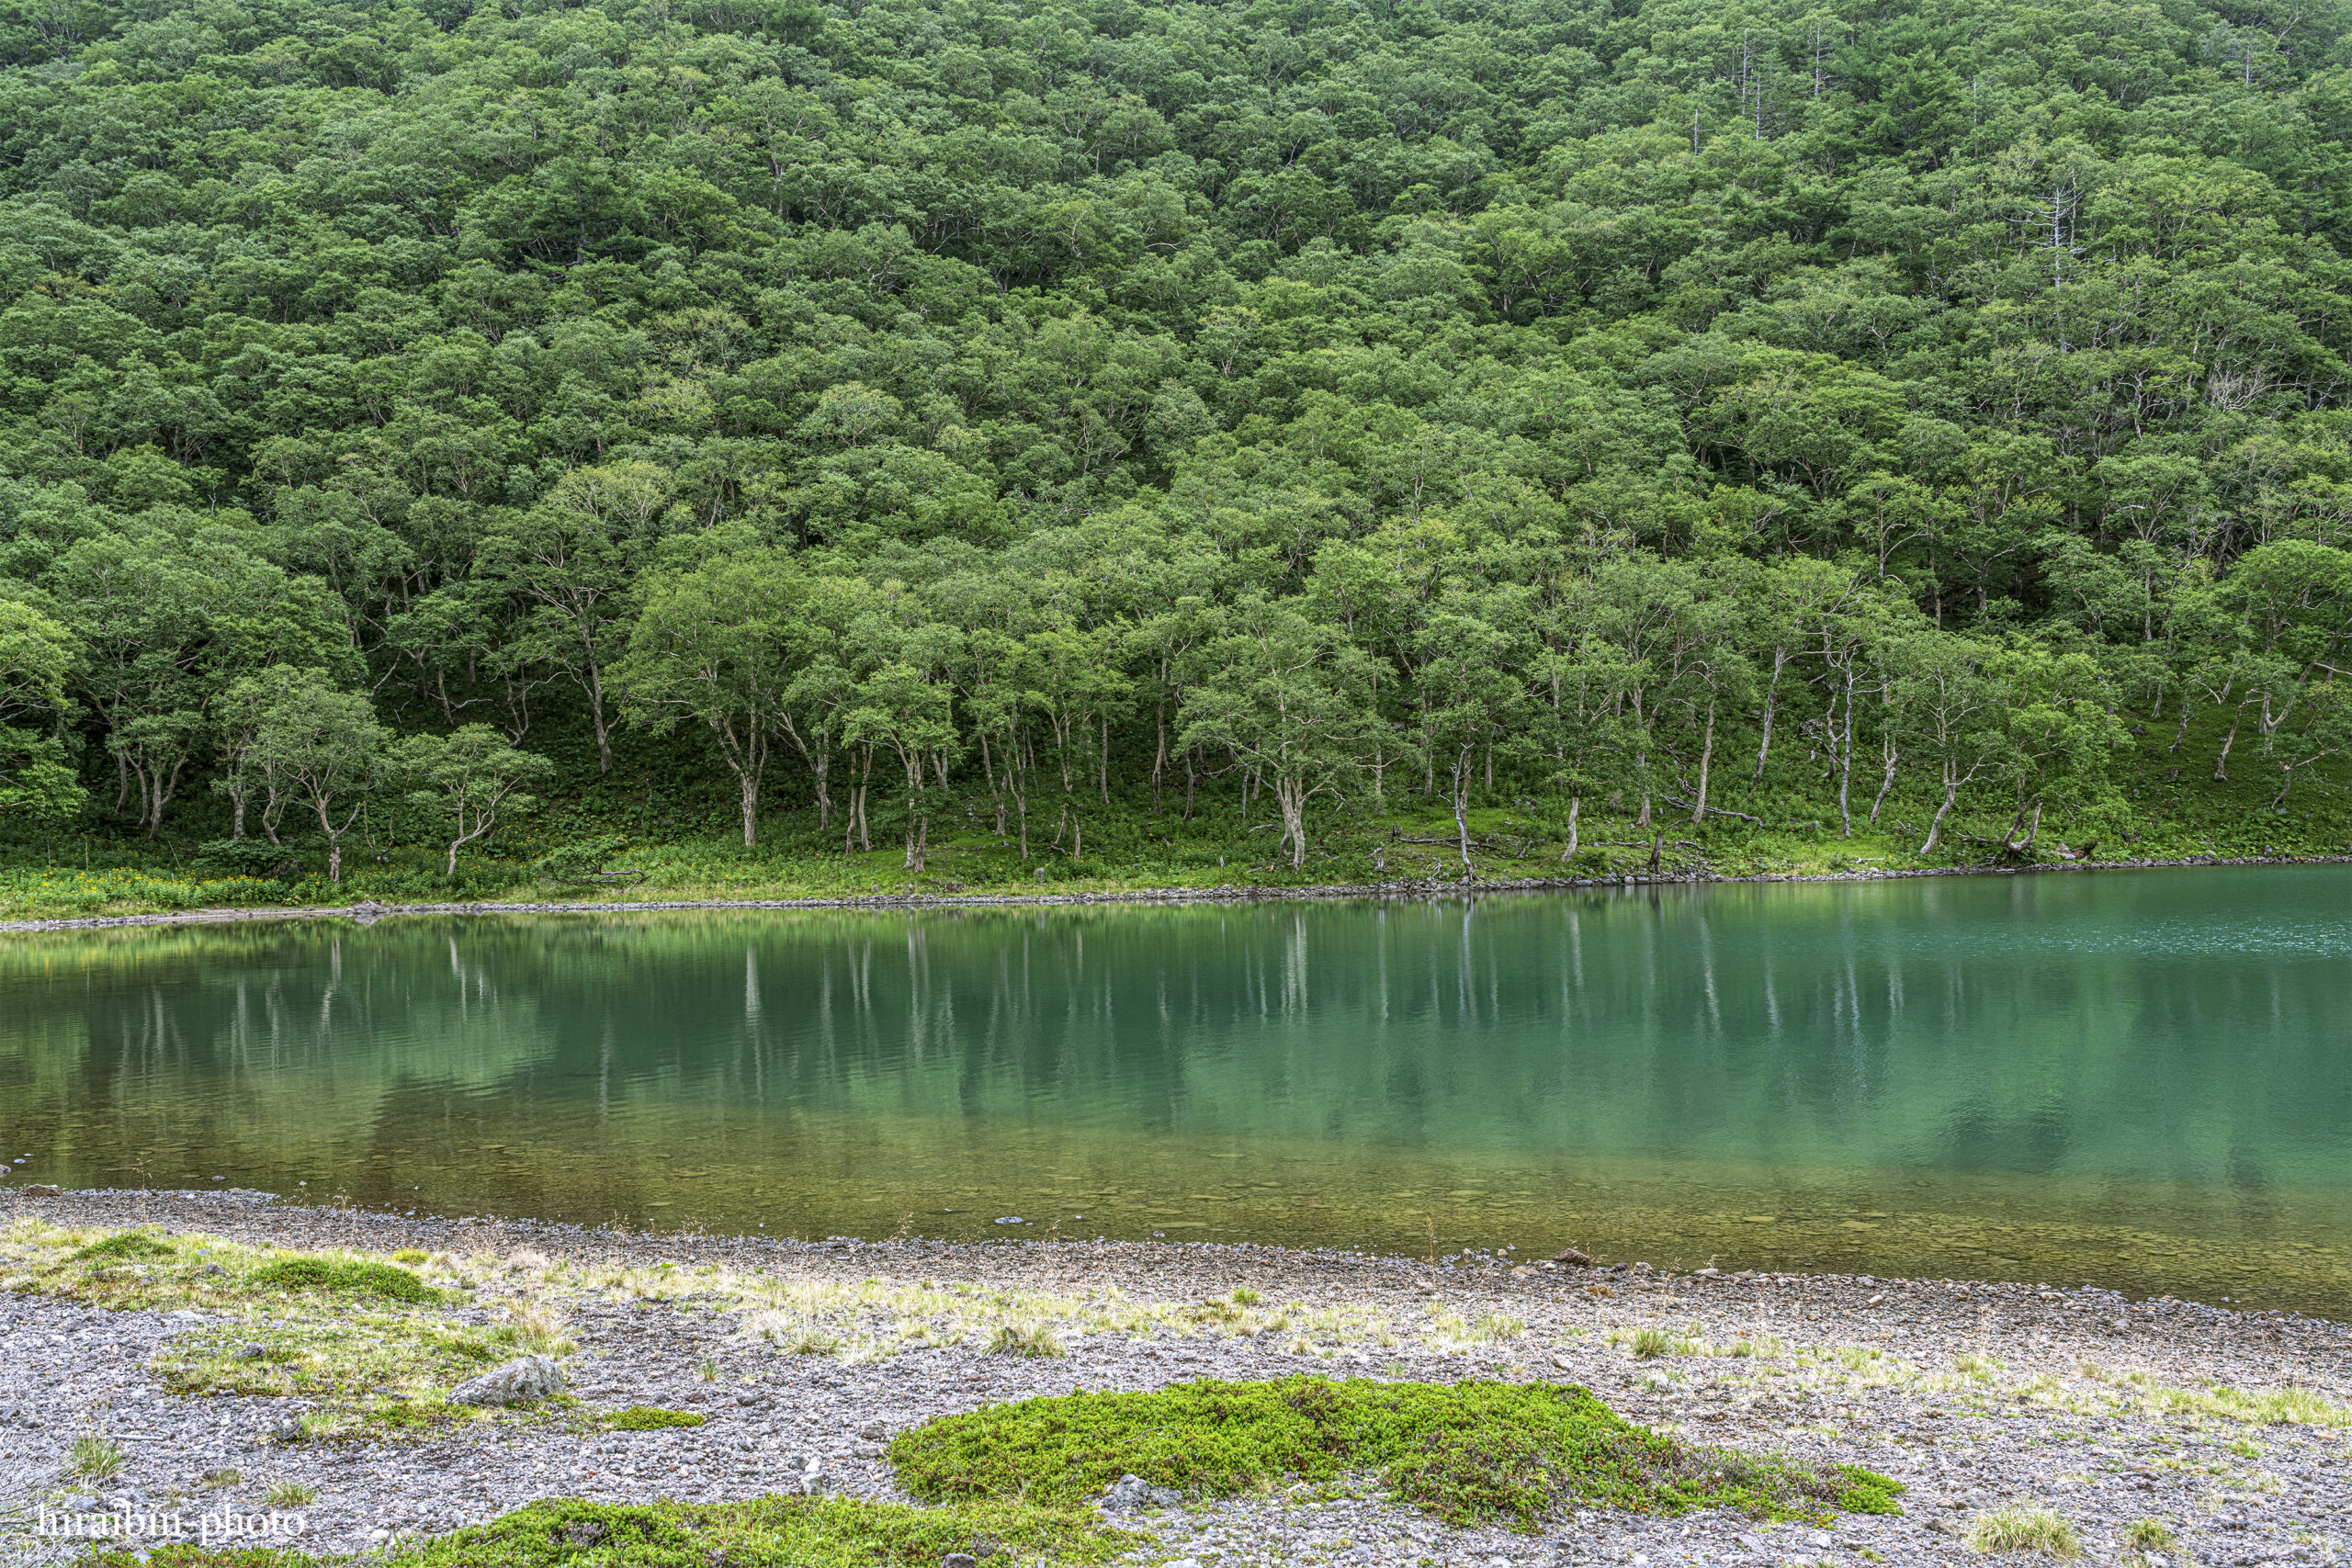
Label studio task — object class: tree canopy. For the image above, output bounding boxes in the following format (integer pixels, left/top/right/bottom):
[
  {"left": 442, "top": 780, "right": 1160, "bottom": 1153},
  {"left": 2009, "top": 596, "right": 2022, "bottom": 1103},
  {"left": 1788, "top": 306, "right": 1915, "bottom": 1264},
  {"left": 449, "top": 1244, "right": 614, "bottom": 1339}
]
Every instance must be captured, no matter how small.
[{"left": 7, "top": 0, "right": 2352, "bottom": 885}]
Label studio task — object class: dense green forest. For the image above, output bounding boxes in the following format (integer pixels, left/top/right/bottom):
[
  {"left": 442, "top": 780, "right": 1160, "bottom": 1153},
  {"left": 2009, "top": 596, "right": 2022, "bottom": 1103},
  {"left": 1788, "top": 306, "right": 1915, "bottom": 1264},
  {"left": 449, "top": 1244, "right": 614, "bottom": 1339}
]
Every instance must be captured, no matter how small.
[{"left": 6, "top": 0, "right": 2352, "bottom": 915}]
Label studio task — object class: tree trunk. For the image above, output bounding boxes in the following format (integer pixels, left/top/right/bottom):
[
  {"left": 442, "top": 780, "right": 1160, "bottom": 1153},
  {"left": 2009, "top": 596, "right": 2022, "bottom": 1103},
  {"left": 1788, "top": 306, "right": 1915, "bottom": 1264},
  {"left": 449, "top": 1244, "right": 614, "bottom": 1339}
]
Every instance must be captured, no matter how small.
[
  {"left": 587, "top": 668, "right": 615, "bottom": 773},
  {"left": 1837, "top": 666, "right": 1858, "bottom": 837},
  {"left": 2213, "top": 710, "right": 2241, "bottom": 781},
  {"left": 1755, "top": 650, "right": 1785, "bottom": 779},
  {"left": 1919, "top": 767, "right": 1961, "bottom": 854},
  {"left": 739, "top": 768, "right": 759, "bottom": 848},
  {"left": 1451, "top": 745, "right": 1475, "bottom": 872},
  {"left": 1150, "top": 702, "right": 1166, "bottom": 817},
  {"left": 1690, "top": 698, "right": 1716, "bottom": 824},
  {"left": 1557, "top": 797, "right": 1580, "bottom": 864},
  {"left": 1275, "top": 776, "right": 1308, "bottom": 869},
  {"left": 1868, "top": 735, "right": 1900, "bottom": 824}
]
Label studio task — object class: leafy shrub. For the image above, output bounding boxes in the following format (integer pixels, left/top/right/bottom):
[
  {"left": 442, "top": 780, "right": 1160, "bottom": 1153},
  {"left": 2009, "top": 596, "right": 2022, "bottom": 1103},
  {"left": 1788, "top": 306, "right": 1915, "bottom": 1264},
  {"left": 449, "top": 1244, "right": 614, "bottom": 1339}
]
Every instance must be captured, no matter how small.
[{"left": 193, "top": 840, "right": 305, "bottom": 880}]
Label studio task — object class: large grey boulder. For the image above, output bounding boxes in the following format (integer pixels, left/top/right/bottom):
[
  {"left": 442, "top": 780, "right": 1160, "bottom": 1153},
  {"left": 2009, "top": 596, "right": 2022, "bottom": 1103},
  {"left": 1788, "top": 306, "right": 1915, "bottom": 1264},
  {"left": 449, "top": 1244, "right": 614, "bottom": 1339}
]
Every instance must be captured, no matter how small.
[{"left": 447, "top": 1354, "right": 564, "bottom": 1406}]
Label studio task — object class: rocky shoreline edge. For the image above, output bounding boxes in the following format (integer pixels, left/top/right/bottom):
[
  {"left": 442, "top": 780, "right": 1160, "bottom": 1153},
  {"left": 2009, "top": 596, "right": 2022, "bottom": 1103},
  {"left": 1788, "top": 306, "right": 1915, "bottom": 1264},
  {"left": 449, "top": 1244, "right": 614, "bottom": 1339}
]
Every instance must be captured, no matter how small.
[
  {"left": 5, "top": 852, "right": 2347, "bottom": 935},
  {"left": 1, "top": 1190, "right": 2346, "bottom": 1568}
]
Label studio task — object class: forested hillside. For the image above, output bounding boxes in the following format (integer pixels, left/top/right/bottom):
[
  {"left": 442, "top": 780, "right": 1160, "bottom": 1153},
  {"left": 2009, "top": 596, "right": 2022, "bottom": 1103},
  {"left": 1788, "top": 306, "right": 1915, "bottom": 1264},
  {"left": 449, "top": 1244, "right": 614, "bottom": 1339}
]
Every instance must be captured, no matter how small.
[{"left": 6, "top": 0, "right": 2352, "bottom": 912}]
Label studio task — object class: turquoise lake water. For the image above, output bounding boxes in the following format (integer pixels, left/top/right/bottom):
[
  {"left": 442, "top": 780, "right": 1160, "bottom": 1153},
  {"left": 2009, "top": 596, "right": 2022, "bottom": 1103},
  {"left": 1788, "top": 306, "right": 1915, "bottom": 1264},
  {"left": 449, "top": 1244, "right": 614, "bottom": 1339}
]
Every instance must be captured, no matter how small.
[{"left": 4, "top": 867, "right": 2347, "bottom": 1313}]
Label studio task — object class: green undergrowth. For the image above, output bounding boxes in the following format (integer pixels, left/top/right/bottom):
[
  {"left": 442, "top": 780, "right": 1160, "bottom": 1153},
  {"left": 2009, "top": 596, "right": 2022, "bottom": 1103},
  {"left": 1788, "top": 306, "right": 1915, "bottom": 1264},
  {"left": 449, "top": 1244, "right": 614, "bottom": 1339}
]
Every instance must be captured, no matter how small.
[
  {"left": 5, "top": 1220, "right": 573, "bottom": 1441},
  {"left": 2, "top": 1221, "right": 449, "bottom": 1313},
  {"left": 888, "top": 1376, "right": 1902, "bottom": 1529},
  {"left": 77, "top": 1497, "right": 1136, "bottom": 1568},
  {"left": 9, "top": 708, "right": 2351, "bottom": 923},
  {"left": 605, "top": 1406, "right": 706, "bottom": 1430}
]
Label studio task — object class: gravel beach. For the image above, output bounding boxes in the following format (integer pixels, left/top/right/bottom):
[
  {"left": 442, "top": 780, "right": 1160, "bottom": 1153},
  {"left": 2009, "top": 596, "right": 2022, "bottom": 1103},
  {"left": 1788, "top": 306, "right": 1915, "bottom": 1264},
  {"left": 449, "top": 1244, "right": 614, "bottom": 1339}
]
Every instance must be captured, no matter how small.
[{"left": 1, "top": 1189, "right": 2345, "bottom": 1568}]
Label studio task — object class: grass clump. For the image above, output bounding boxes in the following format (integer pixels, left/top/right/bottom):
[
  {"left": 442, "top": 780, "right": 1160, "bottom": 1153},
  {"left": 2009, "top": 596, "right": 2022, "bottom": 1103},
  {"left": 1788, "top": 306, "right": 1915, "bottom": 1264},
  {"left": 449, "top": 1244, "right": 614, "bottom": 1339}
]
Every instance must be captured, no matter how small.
[
  {"left": 153, "top": 1312, "right": 571, "bottom": 1441},
  {"left": 2125, "top": 1519, "right": 2176, "bottom": 1550},
  {"left": 67, "top": 1434, "right": 127, "bottom": 1482},
  {"left": 266, "top": 1481, "right": 317, "bottom": 1507},
  {"left": 888, "top": 1376, "right": 1901, "bottom": 1530},
  {"left": 0, "top": 1221, "right": 454, "bottom": 1314},
  {"left": 1965, "top": 1504, "right": 2084, "bottom": 1557},
  {"left": 248, "top": 1257, "right": 434, "bottom": 1303},
  {"left": 606, "top": 1406, "right": 706, "bottom": 1430},
  {"left": 73, "top": 1231, "right": 179, "bottom": 1263},
  {"left": 987, "top": 1320, "right": 1065, "bottom": 1358}
]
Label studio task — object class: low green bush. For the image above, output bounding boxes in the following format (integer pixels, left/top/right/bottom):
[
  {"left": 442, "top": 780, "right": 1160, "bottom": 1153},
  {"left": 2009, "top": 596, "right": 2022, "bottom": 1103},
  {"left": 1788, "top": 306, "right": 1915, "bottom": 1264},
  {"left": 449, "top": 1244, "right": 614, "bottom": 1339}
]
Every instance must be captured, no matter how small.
[
  {"left": 888, "top": 1376, "right": 1902, "bottom": 1529},
  {"left": 248, "top": 1257, "right": 434, "bottom": 1302}
]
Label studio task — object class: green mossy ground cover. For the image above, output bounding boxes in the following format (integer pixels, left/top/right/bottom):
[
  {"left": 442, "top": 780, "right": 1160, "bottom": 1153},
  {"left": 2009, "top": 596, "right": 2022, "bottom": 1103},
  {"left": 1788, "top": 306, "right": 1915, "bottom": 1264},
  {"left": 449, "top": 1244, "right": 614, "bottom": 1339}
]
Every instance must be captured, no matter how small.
[
  {"left": 79, "top": 1497, "right": 1136, "bottom": 1568},
  {"left": 604, "top": 1405, "right": 706, "bottom": 1430},
  {"left": 889, "top": 1375, "right": 1903, "bottom": 1529},
  {"left": 4, "top": 1222, "right": 571, "bottom": 1441}
]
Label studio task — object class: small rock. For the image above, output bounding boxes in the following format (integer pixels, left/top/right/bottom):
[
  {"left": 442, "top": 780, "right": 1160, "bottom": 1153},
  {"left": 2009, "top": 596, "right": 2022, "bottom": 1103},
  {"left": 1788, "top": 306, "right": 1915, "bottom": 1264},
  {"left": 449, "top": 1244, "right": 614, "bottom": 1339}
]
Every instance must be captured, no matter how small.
[
  {"left": 858, "top": 1419, "right": 888, "bottom": 1440},
  {"left": 270, "top": 1418, "right": 306, "bottom": 1443},
  {"left": 1551, "top": 1247, "right": 1595, "bottom": 1266},
  {"left": 234, "top": 1343, "right": 268, "bottom": 1359},
  {"left": 447, "top": 1354, "right": 564, "bottom": 1407},
  {"left": 202, "top": 1264, "right": 228, "bottom": 1277},
  {"left": 1098, "top": 1473, "right": 1182, "bottom": 1512},
  {"left": 1736, "top": 1537, "right": 1762, "bottom": 1551},
  {"left": 993, "top": 1217, "right": 1025, "bottom": 1225},
  {"left": 562, "top": 1522, "right": 607, "bottom": 1548},
  {"left": 944, "top": 1556, "right": 978, "bottom": 1568},
  {"left": 21, "top": 1184, "right": 61, "bottom": 1196}
]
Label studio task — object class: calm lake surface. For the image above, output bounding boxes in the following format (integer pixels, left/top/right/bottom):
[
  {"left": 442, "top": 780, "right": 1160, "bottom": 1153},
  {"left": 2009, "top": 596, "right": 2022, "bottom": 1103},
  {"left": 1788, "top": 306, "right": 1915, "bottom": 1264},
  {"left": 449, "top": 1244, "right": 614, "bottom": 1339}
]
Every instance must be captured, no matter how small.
[{"left": 4, "top": 868, "right": 2350, "bottom": 1314}]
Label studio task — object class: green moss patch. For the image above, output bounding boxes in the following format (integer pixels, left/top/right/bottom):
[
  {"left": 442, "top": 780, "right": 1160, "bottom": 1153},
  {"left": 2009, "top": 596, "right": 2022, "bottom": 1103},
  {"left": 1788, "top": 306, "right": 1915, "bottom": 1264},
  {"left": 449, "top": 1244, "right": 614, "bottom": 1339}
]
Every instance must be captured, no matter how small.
[
  {"left": 153, "top": 1315, "right": 576, "bottom": 1442},
  {"left": 1, "top": 1221, "right": 443, "bottom": 1314},
  {"left": 889, "top": 1376, "right": 1903, "bottom": 1529},
  {"left": 80, "top": 1496, "right": 1135, "bottom": 1568},
  {"left": 72, "top": 1231, "right": 180, "bottom": 1263},
  {"left": 605, "top": 1405, "right": 706, "bottom": 1430},
  {"left": 247, "top": 1257, "right": 434, "bottom": 1302}
]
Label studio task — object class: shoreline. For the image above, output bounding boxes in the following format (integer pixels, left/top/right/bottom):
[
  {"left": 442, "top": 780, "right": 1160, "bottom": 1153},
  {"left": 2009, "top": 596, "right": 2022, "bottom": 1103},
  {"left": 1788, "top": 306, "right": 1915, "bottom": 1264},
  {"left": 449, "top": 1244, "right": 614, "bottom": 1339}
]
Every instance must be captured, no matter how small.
[
  {"left": 2, "top": 1190, "right": 2346, "bottom": 1567},
  {"left": 5, "top": 850, "right": 2347, "bottom": 935}
]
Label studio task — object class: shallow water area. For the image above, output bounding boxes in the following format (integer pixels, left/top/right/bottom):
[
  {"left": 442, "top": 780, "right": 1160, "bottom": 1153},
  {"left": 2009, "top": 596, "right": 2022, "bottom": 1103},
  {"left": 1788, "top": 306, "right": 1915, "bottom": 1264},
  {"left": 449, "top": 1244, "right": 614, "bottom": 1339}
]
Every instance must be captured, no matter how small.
[{"left": 4, "top": 865, "right": 2348, "bottom": 1315}]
